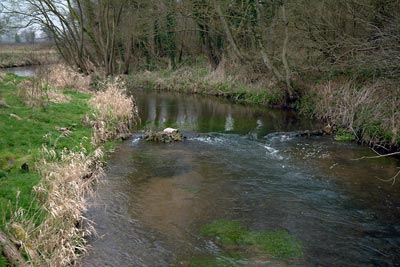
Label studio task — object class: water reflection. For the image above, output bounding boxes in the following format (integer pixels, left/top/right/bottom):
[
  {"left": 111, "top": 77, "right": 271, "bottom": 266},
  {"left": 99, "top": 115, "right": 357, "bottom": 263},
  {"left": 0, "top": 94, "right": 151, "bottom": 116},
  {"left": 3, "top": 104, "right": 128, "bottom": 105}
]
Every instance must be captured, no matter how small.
[
  {"left": 132, "top": 90, "right": 316, "bottom": 137},
  {"left": 0, "top": 65, "right": 46, "bottom": 77}
]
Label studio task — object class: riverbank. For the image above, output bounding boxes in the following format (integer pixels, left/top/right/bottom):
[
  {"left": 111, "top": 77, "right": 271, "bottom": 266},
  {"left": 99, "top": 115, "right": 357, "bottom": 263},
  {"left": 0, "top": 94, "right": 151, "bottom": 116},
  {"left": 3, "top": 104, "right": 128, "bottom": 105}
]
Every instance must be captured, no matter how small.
[
  {"left": 127, "top": 63, "right": 400, "bottom": 150},
  {"left": 0, "top": 44, "right": 59, "bottom": 69},
  {"left": 0, "top": 67, "right": 137, "bottom": 266}
]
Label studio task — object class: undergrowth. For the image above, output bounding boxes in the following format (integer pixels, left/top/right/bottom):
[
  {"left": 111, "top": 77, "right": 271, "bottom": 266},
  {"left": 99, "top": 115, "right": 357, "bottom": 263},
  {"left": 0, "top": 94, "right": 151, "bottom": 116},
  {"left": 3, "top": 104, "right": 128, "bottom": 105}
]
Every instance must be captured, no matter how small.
[
  {"left": 299, "top": 79, "right": 400, "bottom": 148},
  {"left": 127, "top": 64, "right": 285, "bottom": 107}
]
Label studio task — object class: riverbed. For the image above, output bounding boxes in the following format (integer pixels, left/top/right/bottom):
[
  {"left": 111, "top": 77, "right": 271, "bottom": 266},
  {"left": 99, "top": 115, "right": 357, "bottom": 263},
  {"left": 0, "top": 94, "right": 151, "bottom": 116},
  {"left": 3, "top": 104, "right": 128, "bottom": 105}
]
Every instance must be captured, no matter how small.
[{"left": 81, "top": 89, "right": 400, "bottom": 267}]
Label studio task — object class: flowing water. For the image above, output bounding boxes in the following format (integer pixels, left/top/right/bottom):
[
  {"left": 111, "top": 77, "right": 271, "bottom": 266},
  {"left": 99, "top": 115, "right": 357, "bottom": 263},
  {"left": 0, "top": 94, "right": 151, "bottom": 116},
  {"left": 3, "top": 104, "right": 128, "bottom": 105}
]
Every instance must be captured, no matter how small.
[{"left": 82, "top": 90, "right": 400, "bottom": 267}]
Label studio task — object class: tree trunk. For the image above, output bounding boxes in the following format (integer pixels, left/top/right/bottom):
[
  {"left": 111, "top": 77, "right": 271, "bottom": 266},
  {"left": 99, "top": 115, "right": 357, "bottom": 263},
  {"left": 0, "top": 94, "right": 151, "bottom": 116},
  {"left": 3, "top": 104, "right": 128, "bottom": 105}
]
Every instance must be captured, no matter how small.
[
  {"left": 214, "top": 0, "right": 244, "bottom": 62},
  {"left": 280, "top": 2, "right": 297, "bottom": 100}
]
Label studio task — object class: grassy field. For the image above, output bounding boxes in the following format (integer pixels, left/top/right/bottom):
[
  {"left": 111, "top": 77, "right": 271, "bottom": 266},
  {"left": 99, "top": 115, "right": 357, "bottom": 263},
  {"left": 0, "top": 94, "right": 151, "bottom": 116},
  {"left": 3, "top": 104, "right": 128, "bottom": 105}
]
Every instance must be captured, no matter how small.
[
  {"left": 0, "top": 43, "right": 59, "bottom": 68},
  {"left": 0, "top": 73, "right": 94, "bottom": 266}
]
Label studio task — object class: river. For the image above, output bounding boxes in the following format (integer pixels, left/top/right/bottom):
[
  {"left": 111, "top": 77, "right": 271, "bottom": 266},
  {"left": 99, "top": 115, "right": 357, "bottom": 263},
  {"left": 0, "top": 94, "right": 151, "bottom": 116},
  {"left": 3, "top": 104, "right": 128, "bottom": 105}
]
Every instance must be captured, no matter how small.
[
  {"left": 0, "top": 65, "right": 44, "bottom": 77},
  {"left": 81, "top": 89, "right": 400, "bottom": 267}
]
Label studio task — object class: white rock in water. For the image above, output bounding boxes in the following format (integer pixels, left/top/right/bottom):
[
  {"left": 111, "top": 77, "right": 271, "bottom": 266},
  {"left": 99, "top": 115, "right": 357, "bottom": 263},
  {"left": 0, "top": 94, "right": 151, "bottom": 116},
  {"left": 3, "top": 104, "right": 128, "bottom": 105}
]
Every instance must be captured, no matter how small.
[{"left": 163, "top": 127, "right": 178, "bottom": 134}]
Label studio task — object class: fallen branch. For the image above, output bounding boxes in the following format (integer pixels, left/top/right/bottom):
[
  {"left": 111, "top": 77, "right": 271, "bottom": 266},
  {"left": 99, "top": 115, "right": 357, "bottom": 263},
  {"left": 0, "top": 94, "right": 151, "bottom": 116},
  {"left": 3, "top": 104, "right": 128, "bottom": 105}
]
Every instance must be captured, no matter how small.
[
  {"left": 0, "top": 230, "right": 28, "bottom": 267},
  {"left": 352, "top": 149, "right": 400, "bottom": 185},
  {"left": 351, "top": 149, "right": 400, "bottom": 161},
  {"left": 378, "top": 168, "right": 400, "bottom": 186}
]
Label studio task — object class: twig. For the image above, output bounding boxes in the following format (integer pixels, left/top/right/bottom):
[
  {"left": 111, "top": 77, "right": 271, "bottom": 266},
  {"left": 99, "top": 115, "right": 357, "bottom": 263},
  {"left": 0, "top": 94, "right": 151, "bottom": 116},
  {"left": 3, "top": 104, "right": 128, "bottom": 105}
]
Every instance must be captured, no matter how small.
[
  {"left": 378, "top": 169, "right": 400, "bottom": 186},
  {"left": 349, "top": 126, "right": 360, "bottom": 141},
  {"left": 351, "top": 150, "right": 400, "bottom": 161}
]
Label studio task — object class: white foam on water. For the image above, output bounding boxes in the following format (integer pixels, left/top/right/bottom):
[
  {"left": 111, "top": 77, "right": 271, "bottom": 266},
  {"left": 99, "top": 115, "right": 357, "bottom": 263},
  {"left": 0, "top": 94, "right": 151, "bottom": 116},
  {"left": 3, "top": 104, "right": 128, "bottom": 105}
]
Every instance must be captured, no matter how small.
[
  {"left": 131, "top": 138, "right": 141, "bottom": 145},
  {"left": 191, "top": 136, "right": 226, "bottom": 145},
  {"left": 263, "top": 145, "right": 284, "bottom": 160}
]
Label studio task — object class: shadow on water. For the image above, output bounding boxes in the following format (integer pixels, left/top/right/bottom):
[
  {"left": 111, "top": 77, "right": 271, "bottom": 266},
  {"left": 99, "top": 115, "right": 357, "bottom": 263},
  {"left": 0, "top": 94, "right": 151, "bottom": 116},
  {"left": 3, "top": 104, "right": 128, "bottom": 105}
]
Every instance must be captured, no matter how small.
[{"left": 82, "top": 89, "right": 400, "bottom": 267}]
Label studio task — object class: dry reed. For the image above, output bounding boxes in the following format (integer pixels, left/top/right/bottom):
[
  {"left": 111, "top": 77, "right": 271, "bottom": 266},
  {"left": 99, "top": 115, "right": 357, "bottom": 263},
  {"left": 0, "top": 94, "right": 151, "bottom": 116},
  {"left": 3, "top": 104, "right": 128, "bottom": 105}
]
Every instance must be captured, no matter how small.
[
  {"left": 312, "top": 79, "right": 400, "bottom": 146},
  {"left": 6, "top": 147, "right": 104, "bottom": 267},
  {"left": 89, "top": 78, "right": 138, "bottom": 145},
  {"left": 45, "top": 64, "right": 91, "bottom": 91},
  {"left": 3, "top": 69, "right": 138, "bottom": 266},
  {"left": 17, "top": 77, "right": 71, "bottom": 107}
]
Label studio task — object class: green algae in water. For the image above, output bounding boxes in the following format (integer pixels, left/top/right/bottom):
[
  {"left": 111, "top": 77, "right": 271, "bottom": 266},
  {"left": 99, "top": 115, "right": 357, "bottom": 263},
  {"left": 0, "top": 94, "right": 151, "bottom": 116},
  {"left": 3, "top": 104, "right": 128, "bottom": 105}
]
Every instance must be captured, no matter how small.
[
  {"left": 242, "top": 231, "right": 303, "bottom": 258},
  {"left": 201, "top": 220, "right": 303, "bottom": 259},
  {"left": 201, "top": 220, "right": 246, "bottom": 246}
]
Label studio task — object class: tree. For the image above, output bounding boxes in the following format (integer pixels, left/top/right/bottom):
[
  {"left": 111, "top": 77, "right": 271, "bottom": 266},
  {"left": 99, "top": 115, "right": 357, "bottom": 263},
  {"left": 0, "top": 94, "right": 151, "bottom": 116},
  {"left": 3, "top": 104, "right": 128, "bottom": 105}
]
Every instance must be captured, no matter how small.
[
  {"left": 14, "top": 32, "right": 21, "bottom": 43},
  {"left": 23, "top": 29, "right": 35, "bottom": 43}
]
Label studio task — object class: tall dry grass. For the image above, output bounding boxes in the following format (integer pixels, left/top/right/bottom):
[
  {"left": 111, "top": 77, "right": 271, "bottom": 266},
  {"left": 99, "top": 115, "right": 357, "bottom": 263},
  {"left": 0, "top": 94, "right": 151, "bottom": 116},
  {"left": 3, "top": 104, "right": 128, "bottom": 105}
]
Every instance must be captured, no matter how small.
[
  {"left": 15, "top": 63, "right": 90, "bottom": 107},
  {"left": 6, "top": 147, "right": 104, "bottom": 267},
  {"left": 45, "top": 64, "right": 91, "bottom": 91},
  {"left": 17, "top": 79, "right": 70, "bottom": 107},
  {"left": 3, "top": 69, "right": 139, "bottom": 266},
  {"left": 312, "top": 79, "right": 400, "bottom": 147},
  {"left": 89, "top": 78, "right": 139, "bottom": 145}
]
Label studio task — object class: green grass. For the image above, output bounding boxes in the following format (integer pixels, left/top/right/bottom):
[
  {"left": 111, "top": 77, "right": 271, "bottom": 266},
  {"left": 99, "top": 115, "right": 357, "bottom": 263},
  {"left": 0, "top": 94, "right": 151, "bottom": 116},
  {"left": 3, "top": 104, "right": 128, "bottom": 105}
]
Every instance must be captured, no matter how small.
[
  {"left": 0, "top": 74, "right": 94, "bottom": 265},
  {"left": 334, "top": 129, "right": 356, "bottom": 142},
  {"left": 201, "top": 219, "right": 303, "bottom": 259},
  {"left": 0, "top": 252, "right": 7, "bottom": 267}
]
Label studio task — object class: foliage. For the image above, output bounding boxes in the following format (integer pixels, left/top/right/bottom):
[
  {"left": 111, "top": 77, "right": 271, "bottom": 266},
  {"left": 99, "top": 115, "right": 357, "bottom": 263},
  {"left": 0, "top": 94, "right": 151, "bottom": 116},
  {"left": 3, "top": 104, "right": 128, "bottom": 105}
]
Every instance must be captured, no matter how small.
[
  {"left": 0, "top": 254, "right": 6, "bottom": 267},
  {"left": 334, "top": 129, "right": 356, "bottom": 142}
]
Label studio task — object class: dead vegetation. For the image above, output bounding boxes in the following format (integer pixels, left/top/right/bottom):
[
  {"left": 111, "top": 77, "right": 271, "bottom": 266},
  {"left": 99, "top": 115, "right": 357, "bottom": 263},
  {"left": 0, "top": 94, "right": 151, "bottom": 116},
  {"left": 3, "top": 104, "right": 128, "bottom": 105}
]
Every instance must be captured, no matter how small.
[
  {"left": 45, "top": 64, "right": 91, "bottom": 91},
  {"left": 310, "top": 79, "right": 400, "bottom": 148},
  {"left": 89, "top": 78, "right": 139, "bottom": 144},
  {"left": 0, "top": 68, "right": 138, "bottom": 266}
]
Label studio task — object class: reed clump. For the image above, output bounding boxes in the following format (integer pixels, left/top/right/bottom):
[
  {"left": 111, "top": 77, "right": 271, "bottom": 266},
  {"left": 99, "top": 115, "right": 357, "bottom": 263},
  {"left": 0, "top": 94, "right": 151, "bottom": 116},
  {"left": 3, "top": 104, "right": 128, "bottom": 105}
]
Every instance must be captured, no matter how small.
[
  {"left": 46, "top": 64, "right": 91, "bottom": 91},
  {"left": 17, "top": 79, "right": 70, "bottom": 107},
  {"left": 6, "top": 147, "right": 103, "bottom": 267},
  {"left": 89, "top": 78, "right": 139, "bottom": 144},
  {"left": 305, "top": 79, "right": 400, "bottom": 148}
]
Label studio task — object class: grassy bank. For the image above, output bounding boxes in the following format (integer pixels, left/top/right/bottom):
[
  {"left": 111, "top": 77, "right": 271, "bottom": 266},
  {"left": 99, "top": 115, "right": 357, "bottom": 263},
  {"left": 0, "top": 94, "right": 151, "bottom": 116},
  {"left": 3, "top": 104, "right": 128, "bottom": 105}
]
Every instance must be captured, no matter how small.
[
  {"left": 0, "top": 66, "right": 137, "bottom": 266},
  {"left": 127, "top": 62, "right": 285, "bottom": 107},
  {"left": 0, "top": 44, "right": 59, "bottom": 68},
  {"left": 128, "top": 62, "right": 400, "bottom": 149}
]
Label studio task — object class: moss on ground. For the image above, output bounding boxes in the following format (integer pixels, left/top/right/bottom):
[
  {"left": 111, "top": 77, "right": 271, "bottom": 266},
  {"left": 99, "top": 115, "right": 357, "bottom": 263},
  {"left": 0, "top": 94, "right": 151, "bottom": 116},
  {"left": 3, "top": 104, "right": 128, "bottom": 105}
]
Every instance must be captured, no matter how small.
[
  {"left": 0, "top": 73, "right": 94, "bottom": 265},
  {"left": 201, "top": 219, "right": 303, "bottom": 260}
]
